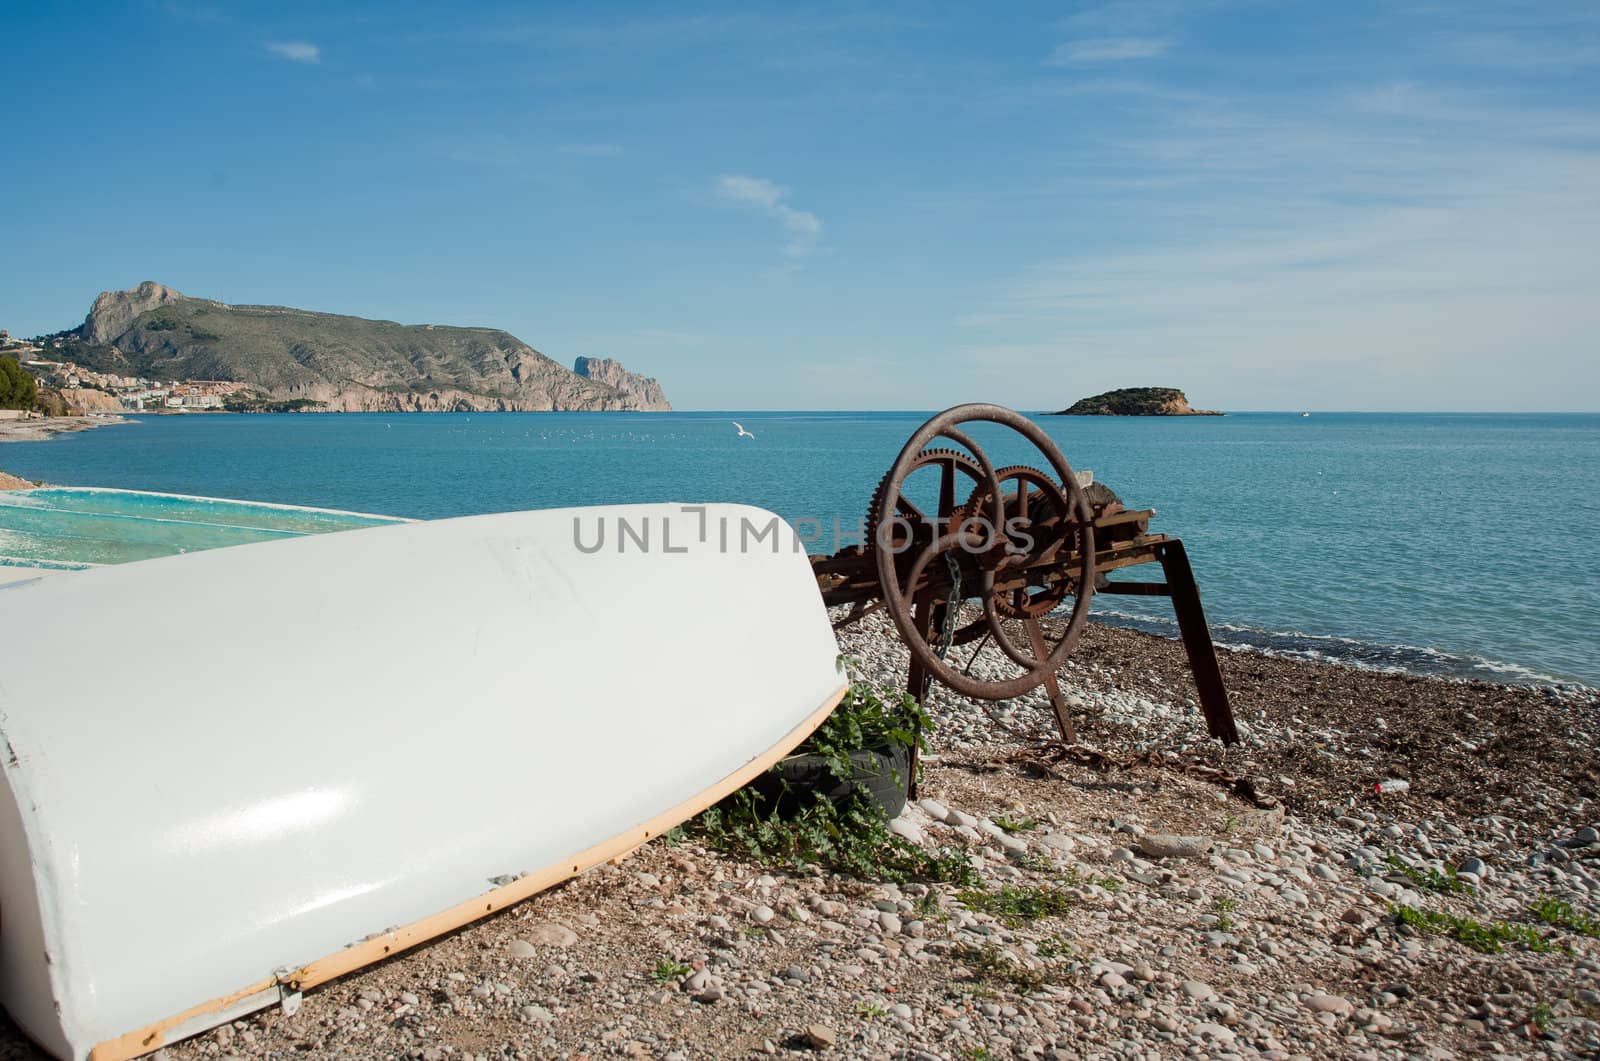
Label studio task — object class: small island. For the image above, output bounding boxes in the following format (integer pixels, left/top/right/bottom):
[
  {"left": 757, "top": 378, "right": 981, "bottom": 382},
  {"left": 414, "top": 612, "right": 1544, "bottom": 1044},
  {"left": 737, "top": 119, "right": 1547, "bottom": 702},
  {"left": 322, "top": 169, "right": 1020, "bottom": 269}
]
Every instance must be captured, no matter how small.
[{"left": 1052, "top": 387, "right": 1223, "bottom": 416}]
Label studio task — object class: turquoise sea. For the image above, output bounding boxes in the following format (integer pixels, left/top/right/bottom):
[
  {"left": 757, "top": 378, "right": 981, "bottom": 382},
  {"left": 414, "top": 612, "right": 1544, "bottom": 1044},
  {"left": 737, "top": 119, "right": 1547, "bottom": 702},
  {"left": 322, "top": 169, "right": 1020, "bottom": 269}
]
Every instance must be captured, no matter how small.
[{"left": 4, "top": 410, "right": 1597, "bottom": 687}]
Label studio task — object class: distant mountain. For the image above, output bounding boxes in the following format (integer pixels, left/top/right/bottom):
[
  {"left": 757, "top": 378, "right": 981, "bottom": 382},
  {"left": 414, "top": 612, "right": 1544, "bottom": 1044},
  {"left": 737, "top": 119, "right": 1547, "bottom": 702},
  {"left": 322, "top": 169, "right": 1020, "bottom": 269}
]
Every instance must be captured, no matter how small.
[
  {"left": 61, "top": 282, "right": 671, "bottom": 412},
  {"left": 1052, "top": 387, "right": 1222, "bottom": 416}
]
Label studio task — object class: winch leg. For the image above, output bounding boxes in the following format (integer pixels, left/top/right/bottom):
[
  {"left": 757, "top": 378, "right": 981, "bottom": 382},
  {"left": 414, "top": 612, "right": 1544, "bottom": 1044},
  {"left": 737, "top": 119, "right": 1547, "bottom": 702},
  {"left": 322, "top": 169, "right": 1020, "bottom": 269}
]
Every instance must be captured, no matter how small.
[
  {"left": 1155, "top": 539, "right": 1240, "bottom": 744},
  {"left": 1025, "top": 617, "right": 1076, "bottom": 743},
  {"left": 904, "top": 585, "right": 940, "bottom": 799}
]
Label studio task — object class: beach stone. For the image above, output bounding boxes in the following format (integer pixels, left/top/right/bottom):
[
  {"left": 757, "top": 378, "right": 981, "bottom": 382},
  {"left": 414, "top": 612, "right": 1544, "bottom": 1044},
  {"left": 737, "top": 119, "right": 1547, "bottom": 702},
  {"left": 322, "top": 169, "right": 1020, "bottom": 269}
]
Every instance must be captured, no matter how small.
[
  {"left": 917, "top": 798, "right": 951, "bottom": 822},
  {"left": 1140, "top": 834, "right": 1213, "bottom": 859},
  {"left": 507, "top": 939, "right": 538, "bottom": 958},
  {"left": 1457, "top": 857, "right": 1488, "bottom": 878},
  {"left": 1181, "top": 980, "right": 1216, "bottom": 1002},
  {"left": 888, "top": 817, "right": 925, "bottom": 845},
  {"left": 1576, "top": 826, "right": 1600, "bottom": 845},
  {"left": 524, "top": 922, "right": 578, "bottom": 948},
  {"left": 1040, "top": 832, "right": 1076, "bottom": 853},
  {"left": 519, "top": 1004, "right": 554, "bottom": 1024},
  {"left": 994, "top": 832, "right": 1028, "bottom": 856},
  {"left": 751, "top": 906, "right": 776, "bottom": 924},
  {"left": 1306, "top": 993, "right": 1353, "bottom": 1016},
  {"left": 803, "top": 1024, "right": 838, "bottom": 1049}
]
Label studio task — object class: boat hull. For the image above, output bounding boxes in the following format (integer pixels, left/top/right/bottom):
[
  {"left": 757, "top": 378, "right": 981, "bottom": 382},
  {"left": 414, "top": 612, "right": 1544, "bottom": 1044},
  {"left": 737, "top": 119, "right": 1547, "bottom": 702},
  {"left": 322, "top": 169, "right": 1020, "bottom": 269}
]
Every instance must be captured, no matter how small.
[{"left": 0, "top": 502, "right": 844, "bottom": 1059}]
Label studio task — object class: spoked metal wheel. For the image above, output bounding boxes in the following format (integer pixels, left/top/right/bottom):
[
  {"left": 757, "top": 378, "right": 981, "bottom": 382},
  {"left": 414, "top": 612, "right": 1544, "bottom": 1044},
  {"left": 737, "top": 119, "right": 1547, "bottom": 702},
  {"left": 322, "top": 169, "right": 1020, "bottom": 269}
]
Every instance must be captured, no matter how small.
[{"left": 868, "top": 404, "right": 1096, "bottom": 734}]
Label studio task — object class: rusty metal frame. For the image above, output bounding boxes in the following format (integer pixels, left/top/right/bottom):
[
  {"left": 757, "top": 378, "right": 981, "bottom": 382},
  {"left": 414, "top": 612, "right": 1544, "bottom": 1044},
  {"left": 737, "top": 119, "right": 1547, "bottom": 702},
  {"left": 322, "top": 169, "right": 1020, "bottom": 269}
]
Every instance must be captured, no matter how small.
[{"left": 813, "top": 403, "right": 1239, "bottom": 754}]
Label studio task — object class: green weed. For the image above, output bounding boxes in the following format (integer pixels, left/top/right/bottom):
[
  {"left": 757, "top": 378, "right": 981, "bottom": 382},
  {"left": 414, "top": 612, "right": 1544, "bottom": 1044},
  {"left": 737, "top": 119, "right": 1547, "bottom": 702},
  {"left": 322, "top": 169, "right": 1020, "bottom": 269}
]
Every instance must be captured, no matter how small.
[
  {"left": 1529, "top": 898, "right": 1600, "bottom": 938},
  {"left": 951, "top": 942, "right": 1050, "bottom": 994},
  {"left": 1018, "top": 852, "right": 1057, "bottom": 874},
  {"left": 1386, "top": 855, "right": 1467, "bottom": 894},
  {"left": 1056, "top": 866, "right": 1123, "bottom": 893},
  {"left": 994, "top": 814, "right": 1038, "bottom": 835},
  {"left": 1390, "top": 904, "right": 1555, "bottom": 954},
  {"left": 805, "top": 656, "right": 932, "bottom": 782},
  {"left": 651, "top": 959, "right": 692, "bottom": 982},
  {"left": 957, "top": 884, "right": 1073, "bottom": 927},
  {"left": 688, "top": 660, "right": 977, "bottom": 886}
]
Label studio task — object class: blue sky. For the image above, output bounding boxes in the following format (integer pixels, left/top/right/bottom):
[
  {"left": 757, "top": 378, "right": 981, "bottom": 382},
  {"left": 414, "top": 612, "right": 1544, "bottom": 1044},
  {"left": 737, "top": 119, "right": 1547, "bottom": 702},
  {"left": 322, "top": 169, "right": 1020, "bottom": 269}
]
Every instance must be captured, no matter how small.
[{"left": 3, "top": 1, "right": 1597, "bottom": 410}]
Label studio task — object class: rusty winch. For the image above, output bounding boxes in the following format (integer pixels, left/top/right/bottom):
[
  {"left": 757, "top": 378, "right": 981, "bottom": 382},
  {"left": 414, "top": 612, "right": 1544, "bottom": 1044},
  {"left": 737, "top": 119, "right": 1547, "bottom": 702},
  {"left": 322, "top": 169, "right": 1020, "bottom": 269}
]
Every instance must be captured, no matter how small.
[{"left": 812, "top": 403, "right": 1239, "bottom": 747}]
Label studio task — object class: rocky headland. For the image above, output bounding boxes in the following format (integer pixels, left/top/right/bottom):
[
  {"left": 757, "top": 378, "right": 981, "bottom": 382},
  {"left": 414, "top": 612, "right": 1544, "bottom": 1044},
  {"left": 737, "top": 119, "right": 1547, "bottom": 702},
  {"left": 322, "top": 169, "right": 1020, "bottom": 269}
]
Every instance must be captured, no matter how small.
[
  {"left": 42, "top": 282, "right": 672, "bottom": 414},
  {"left": 1055, "top": 388, "right": 1223, "bottom": 416},
  {"left": 574, "top": 356, "right": 670, "bottom": 411}
]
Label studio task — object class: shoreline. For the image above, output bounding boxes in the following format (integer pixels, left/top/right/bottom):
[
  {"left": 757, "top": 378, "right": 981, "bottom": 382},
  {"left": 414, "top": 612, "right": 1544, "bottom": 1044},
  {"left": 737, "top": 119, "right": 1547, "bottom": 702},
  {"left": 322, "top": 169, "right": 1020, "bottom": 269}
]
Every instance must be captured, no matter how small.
[
  {"left": 1091, "top": 612, "right": 1593, "bottom": 693},
  {"left": 0, "top": 461, "right": 1588, "bottom": 693},
  {"left": 0, "top": 413, "right": 129, "bottom": 444}
]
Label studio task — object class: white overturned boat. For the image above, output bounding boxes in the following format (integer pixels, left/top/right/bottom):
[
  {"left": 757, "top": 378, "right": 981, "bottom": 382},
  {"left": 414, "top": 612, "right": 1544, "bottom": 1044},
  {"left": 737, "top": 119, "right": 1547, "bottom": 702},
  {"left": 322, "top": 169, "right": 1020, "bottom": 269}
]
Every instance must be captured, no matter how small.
[{"left": 0, "top": 502, "right": 845, "bottom": 1059}]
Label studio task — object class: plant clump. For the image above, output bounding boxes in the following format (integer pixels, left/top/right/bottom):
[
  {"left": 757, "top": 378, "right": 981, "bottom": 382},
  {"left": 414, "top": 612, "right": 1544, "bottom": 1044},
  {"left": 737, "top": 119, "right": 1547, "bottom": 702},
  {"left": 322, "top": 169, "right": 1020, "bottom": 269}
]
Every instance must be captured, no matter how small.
[
  {"left": 956, "top": 884, "right": 1074, "bottom": 927},
  {"left": 1390, "top": 904, "right": 1557, "bottom": 954},
  {"left": 689, "top": 658, "right": 977, "bottom": 885}
]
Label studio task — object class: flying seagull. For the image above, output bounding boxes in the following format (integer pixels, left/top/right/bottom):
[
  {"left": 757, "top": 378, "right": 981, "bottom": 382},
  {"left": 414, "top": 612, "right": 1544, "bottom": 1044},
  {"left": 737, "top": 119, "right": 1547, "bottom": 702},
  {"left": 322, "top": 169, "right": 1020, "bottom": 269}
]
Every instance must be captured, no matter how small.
[{"left": 732, "top": 421, "right": 756, "bottom": 439}]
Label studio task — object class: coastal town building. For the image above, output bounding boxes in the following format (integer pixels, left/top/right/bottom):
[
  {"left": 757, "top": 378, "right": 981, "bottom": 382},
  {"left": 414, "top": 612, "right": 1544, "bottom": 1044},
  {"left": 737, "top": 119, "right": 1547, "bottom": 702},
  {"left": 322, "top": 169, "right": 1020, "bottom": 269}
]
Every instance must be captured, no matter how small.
[{"left": 8, "top": 356, "right": 246, "bottom": 412}]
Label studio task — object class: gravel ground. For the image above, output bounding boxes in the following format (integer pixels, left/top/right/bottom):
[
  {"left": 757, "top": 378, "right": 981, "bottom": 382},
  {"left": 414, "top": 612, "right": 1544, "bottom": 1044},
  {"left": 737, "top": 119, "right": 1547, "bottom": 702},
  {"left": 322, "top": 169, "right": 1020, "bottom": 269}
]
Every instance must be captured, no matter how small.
[{"left": 2, "top": 614, "right": 1596, "bottom": 1060}]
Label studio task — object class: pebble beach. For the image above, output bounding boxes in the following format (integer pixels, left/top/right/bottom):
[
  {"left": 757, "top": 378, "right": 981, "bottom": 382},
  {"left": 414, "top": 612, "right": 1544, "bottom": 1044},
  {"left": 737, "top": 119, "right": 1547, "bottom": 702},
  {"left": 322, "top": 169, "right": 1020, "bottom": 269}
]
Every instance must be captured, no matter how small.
[
  {"left": 3, "top": 611, "right": 1593, "bottom": 1060},
  {"left": 0, "top": 414, "right": 127, "bottom": 445}
]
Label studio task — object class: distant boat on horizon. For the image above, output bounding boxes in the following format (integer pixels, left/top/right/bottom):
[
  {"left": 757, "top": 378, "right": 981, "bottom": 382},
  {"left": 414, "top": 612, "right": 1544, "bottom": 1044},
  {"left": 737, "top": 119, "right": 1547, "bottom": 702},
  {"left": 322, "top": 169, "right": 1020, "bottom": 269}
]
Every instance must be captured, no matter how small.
[{"left": 1301, "top": 412, "right": 1311, "bottom": 417}]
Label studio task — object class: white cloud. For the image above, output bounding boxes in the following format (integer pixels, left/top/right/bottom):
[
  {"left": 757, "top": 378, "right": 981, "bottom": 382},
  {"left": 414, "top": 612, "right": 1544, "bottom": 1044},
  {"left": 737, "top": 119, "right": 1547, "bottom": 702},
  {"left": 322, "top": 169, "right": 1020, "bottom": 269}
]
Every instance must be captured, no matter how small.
[
  {"left": 1442, "top": 32, "right": 1600, "bottom": 72},
  {"left": 1046, "top": 35, "right": 1172, "bottom": 64},
  {"left": 717, "top": 175, "right": 785, "bottom": 209},
  {"left": 265, "top": 41, "right": 321, "bottom": 63},
  {"left": 964, "top": 82, "right": 1600, "bottom": 410},
  {"left": 715, "top": 175, "right": 823, "bottom": 256}
]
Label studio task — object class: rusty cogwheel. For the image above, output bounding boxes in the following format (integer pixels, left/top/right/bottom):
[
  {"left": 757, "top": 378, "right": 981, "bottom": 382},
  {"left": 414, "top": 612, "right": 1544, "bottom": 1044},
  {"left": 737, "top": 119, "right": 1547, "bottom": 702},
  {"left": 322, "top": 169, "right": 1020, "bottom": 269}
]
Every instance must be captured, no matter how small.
[
  {"left": 872, "top": 404, "right": 1096, "bottom": 702},
  {"left": 863, "top": 447, "right": 983, "bottom": 554}
]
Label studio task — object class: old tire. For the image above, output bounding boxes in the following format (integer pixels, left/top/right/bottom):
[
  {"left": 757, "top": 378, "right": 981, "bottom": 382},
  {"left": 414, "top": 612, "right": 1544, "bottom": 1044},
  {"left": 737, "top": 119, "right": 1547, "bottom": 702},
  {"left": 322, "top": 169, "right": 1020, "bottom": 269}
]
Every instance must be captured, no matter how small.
[{"left": 751, "top": 742, "right": 911, "bottom": 820}]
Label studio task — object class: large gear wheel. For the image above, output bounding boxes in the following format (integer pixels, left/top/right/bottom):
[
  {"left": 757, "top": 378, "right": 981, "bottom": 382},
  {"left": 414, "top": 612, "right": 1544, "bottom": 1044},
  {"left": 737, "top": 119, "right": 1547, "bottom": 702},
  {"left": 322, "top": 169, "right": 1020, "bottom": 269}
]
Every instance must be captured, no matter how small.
[
  {"left": 863, "top": 448, "right": 983, "bottom": 555},
  {"left": 872, "top": 405, "right": 1096, "bottom": 702},
  {"left": 955, "top": 465, "right": 1078, "bottom": 619}
]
